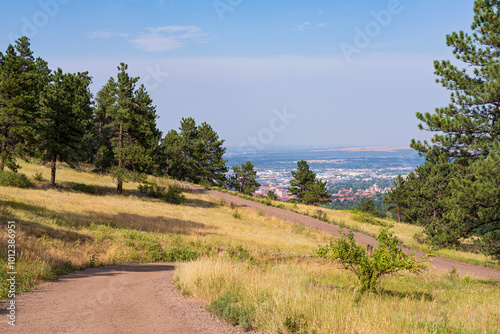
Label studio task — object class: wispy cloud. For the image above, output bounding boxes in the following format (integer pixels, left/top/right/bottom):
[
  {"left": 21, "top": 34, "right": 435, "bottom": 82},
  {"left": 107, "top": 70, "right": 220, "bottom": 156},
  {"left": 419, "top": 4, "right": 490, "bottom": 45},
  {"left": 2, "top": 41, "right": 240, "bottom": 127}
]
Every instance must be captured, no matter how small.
[
  {"left": 129, "top": 25, "right": 212, "bottom": 52},
  {"left": 88, "top": 29, "right": 129, "bottom": 39},
  {"left": 291, "top": 21, "right": 327, "bottom": 31},
  {"left": 291, "top": 22, "right": 311, "bottom": 31}
]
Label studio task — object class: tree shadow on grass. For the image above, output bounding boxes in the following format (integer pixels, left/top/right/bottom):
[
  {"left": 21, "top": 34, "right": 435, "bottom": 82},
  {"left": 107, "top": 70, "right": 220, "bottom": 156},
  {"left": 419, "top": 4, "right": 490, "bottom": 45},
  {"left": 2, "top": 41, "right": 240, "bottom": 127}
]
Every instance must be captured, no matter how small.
[{"left": 379, "top": 288, "right": 435, "bottom": 302}]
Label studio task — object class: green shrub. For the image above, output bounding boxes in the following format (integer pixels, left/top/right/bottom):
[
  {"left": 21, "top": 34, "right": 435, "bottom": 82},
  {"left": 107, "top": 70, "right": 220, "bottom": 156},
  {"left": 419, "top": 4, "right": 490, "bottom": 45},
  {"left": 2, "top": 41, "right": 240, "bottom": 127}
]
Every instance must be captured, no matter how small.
[
  {"left": 352, "top": 209, "right": 387, "bottom": 227},
  {"left": 226, "top": 245, "right": 250, "bottom": 262},
  {"left": 0, "top": 171, "right": 34, "bottom": 188},
  {"left": 138, "top": 183, "right": 185, "bottom": 204},
  {"left": 33, "top": 172, "right": 45, "bottom": 181},
  {"left": 317, "top": 227, "right": 428, "bottom": 292},
  {"left": 207, "top": 291, "right": 253, "bottom": 331},
  {"left": 232, "top": 211, "right": 242, "bottom": 219}
]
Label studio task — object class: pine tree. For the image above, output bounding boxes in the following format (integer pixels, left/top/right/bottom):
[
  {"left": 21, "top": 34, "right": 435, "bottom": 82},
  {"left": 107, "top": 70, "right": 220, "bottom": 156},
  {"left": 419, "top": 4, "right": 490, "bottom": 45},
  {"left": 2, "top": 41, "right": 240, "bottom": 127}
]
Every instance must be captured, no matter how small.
[
  {"left": 411, "top": 0, "right": 500, "bottom": 161},
  {"left": 228, "top": 161, "right": 260, "bottom": 195},
  {"left": 403, "top": 1, "right": 500, "bottom": 258},
  {"left": 37, "top": 69, "right": 93, "bottom": 186},
  {"left": 288, "top": 160, "right": 316, "bottom": 201},
  {"left": 95, "top": 63, "right": 161, "bottom": 194},
  {"left": 0, "top": 37, "right": 49, "bottom": 171},
  {"left": 288, "top": 160, "right": 330, "bottom": 204},
  {"left": 162, "top": 117, "right": 227, "bottom": 185}
]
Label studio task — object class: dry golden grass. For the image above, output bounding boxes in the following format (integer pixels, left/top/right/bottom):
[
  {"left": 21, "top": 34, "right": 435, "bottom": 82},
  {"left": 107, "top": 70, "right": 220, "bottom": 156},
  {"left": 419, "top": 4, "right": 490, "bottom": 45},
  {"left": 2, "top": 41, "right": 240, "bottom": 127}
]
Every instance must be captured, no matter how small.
[
  {"left": 176, "top": 257, "right": 500, "bottom": 333},
  {"left": 0, "top": 161, "right": 328, "bottom": 298}
]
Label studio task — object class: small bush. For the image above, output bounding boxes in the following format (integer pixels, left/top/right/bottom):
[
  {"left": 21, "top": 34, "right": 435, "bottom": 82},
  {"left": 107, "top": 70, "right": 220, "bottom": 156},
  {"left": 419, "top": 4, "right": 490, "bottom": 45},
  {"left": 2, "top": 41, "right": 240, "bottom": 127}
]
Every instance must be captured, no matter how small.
[
  {"left": 0, "top": 170, "right": 34, "bottom": 188},
  {"left": 352, "top": 209, "right": 387, "bottom": 227},
  {"left": 232, "top": 211, "right": 242, "bottom": 219},
  {"left": 33, "top": 172, "right": 45, "bottom": 181},
  {"left": 207, "top": 291, "right": 253, "bottom": 331},
  {"left": 138, "top": 183, "right": 185, "bottom": 204},
  {"left": 226, "top": 245, "right": 250, "bottom": 262}
]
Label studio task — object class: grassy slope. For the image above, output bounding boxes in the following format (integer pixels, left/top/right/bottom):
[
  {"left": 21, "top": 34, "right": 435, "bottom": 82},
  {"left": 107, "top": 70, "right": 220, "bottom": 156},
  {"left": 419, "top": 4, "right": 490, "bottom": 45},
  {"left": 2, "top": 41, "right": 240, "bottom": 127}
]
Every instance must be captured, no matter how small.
[
  {"left": 226, "top": 191, "right": 499, "bottom": 269},
  {"left": 1, "top": 162, "right": 499, "bottom": 333}
]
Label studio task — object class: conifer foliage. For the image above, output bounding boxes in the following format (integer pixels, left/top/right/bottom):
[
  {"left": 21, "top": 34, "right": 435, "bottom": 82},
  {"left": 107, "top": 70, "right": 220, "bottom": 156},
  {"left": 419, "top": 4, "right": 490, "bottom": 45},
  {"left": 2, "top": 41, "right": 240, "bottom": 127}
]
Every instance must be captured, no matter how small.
[
  {"left": 95, "top": 63, "right": 162, "bottom": 194},
  {"left": 288, "top": 160, "right": 331, "bottom": 205},
  {"left": 162, "top": 117, "right": 227, "bottom": 186},
  {"left": 37, "top": 69, "right": 93, "bottom": 186},
  {"left": 386, "top": 1, "right": 500, "bottom": 261},
  {"left": 0, "top": 37, "right": 49, "bottom": 171}
]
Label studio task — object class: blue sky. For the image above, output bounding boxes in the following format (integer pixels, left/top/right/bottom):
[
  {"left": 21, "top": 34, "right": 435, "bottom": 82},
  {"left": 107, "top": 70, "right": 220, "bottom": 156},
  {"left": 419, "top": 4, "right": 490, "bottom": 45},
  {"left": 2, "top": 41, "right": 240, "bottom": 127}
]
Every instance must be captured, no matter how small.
[{"left": 1, "top": 0, "right": 475, "bottom": 148}]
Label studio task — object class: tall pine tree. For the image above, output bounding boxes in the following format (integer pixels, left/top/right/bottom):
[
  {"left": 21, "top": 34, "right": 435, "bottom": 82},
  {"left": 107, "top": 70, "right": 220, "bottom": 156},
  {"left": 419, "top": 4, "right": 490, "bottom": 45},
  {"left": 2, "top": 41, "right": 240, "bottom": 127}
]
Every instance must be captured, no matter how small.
[
  {"left": 95, "top": 63, "right": 161, "bottom": 194},
  {"left": 388, "top": 1, "right": 500, "bottom": 259},
  {"left": 37, "top": 68, "right": 93, "bottom": 186},
  {"left": 0, "top": 37, "right": 49, "bottom": 171}
]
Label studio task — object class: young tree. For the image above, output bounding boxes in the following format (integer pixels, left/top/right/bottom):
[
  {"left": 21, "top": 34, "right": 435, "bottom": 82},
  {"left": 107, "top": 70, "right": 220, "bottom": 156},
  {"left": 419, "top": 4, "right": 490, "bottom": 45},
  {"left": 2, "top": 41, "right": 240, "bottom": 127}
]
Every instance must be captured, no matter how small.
[
  {"left": 267, "top": 190, "right": 278, "bottom": 201},
  {"left": 317, "top": 228, "right": 427, "bottom": 292},
  {"left": 37, "top": 69, "right": 93, "bottom": 186},
  {"left": 228, "top": 161, "right": 260, "bottom": 195},
  {"left": 288, "top": 160, "right": 331, "bottom": 204},
  {"left": 0, "top": 36, "right": 49, "bottom": 171},
  {"left": 95, "top": 63, "right": 161, "bottom": 194}
]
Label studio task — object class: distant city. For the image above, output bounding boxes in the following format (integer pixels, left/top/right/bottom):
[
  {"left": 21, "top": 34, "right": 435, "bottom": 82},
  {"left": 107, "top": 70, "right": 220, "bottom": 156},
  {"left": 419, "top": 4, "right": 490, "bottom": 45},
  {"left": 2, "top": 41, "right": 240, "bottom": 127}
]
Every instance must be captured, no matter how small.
[{"left": 225, "top": 146, "right": 423, "bottom": 203}]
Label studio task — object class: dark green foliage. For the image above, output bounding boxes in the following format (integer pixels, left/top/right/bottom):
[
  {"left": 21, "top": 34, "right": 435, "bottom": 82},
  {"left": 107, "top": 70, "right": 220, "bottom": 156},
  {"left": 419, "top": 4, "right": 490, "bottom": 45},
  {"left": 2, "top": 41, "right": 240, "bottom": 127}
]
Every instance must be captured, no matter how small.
[
  {"left": 207, "top": 291, "right": 253, "bottom": 331},
  {"left": 282, "top": 314, "right": 308, "bottom": 334},
  {"left": 227, "top": 161, "right": 260, "bottom": 195},
  {"left": 137, "top": 183, "right": 185, "bottom": 204},
  {"left": 94, "top": 63, "right": 162, "bottom": 194},
  {"left": 317, "top": 228, "right": 426, "bottom": 292},
  {"left": 267, "top": 190, "right": 278, "bottom": 201},
  {"left": 288, "top": 160, "right": 331, "bottom": 205},
  {"left": 0, "top": 37, "right": 50, "bottom": 171},
  {"left": 0, "top": 170, "right": 34, "bottom": 188},
  {"left": 162, "top": 118, "right": 228, "bottom": 186},
  {"left": 36, "top": 68, "right": 94, "bottom": 186},
  {"left": 356, "top": 197, "right": 386, "bottom": 218},
  {"left": 388, "top": 1, "right": 500, "bottom": 261}
]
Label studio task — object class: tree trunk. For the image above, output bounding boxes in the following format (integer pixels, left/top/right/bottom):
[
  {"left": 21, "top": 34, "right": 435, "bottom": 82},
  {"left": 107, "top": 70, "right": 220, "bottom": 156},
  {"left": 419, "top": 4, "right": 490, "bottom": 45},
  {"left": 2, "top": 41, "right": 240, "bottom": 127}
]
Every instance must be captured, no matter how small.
[
  {"left": 0, "top": 132, "right": 7, "bottom": 171},
  {"left": 50, "top": 153, "right": 57, "bottom": 186},
  {"left": 117, "top": 123, "right": 123, "bottom": 195}
]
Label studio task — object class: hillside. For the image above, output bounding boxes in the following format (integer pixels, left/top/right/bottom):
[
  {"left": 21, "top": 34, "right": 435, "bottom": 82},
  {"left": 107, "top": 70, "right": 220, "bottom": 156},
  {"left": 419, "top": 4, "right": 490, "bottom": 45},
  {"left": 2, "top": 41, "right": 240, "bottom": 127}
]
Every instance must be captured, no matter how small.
[{"left": 1, "top": 162, "right": 500, "bottom": 333}]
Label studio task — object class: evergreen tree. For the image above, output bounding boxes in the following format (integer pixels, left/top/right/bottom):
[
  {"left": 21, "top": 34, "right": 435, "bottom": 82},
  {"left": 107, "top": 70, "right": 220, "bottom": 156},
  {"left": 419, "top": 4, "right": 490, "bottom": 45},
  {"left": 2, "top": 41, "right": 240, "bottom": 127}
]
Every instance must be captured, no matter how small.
[
  {"left": 228, "top": 161, "right": 260, "bottom": 195},
  {"left": 383, "top": 175, "right": 408, "bottom": 223},
  {"left": 162, "top": 117, "right": 227, "bottom": 186},
  {"left": 288, "top": 160, "right": 331, "bottom": 204},
  {"left": 37, "top": 69, "right": 93, "bottom": 186},
  {"left": 95, "top": 63, "right": 161, "bottom": 194},
  {"left": 302, "top": 178, "right": 331, "bottom": 205},
  {"left": 288, "top": 160, "right": 316, "bottom": 201},
  {"left": 0, "top": 37, "right": 49, "bottom": 171},
  {"left": 399, "top": 1, "right": 500, "bottom": 258},
  {"left": 411, "top": 0, "right": 500, "bottom": 161}
]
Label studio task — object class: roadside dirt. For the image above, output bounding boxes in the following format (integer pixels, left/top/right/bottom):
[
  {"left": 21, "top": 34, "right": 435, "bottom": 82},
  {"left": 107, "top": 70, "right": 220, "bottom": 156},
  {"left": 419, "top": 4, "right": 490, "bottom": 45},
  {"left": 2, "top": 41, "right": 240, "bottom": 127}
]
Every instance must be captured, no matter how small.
[
  {"left": 0, "top": 263, "right": 249, "bottom": 334},
  {"left": 184, "top": 184, "right": 500, "bottom": 280}
]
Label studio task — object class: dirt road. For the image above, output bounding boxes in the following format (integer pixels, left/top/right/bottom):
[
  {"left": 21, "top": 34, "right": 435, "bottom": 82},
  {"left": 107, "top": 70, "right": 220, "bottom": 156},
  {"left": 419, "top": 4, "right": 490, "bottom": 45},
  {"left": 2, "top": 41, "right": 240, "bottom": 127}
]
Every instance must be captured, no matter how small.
[
  {"left": 185, "top": 184, "right": 500, "bottom": 280},
  {"left": 0, "top": 263, "right": 247, "bottom": 334}
]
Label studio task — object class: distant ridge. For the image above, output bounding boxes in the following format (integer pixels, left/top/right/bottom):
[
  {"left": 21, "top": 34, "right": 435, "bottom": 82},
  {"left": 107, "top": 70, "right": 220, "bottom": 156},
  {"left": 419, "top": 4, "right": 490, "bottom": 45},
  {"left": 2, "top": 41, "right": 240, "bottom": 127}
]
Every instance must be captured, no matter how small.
[{"left": 311, "top": 146, "right": 411, "bottom": 153}]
